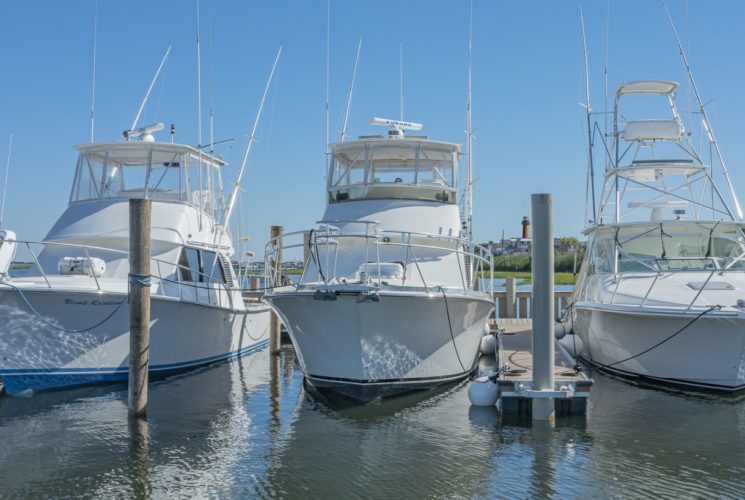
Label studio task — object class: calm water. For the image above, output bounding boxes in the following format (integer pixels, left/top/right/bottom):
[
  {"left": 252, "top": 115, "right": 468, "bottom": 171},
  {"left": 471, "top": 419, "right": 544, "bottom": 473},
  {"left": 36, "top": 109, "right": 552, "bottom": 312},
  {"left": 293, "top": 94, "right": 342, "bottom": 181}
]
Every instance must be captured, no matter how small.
[{"left": 1, "top": 343, "right": 744, "bottom": 498}]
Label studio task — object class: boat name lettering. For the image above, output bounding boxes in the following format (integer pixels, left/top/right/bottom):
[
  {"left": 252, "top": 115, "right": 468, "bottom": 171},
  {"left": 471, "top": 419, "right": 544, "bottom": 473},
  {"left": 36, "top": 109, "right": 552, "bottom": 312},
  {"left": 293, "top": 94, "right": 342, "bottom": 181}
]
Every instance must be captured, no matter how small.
[{"left": 64, "top": 298, "right": 119, "bottom": 306}]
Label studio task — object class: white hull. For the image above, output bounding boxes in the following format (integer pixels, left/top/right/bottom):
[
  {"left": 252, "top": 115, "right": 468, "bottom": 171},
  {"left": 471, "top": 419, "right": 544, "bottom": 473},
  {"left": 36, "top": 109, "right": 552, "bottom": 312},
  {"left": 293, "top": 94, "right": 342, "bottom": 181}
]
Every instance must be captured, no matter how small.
[
  {"left": 266, "top": 290, "right": 494, "bottom": 401},
  {"left": 0, "top": 288, "right": 271, "bottom": 394},
  {"left": 574, "top": 304, "right": 745, "bottom": 391}
]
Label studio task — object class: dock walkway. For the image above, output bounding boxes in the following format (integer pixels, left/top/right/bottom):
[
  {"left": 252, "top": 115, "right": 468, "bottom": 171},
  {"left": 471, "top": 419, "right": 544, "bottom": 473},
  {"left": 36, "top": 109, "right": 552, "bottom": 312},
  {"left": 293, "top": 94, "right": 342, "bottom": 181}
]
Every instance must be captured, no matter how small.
[{"left": 493, "top": 319, "right": 592, "bottom": 416}]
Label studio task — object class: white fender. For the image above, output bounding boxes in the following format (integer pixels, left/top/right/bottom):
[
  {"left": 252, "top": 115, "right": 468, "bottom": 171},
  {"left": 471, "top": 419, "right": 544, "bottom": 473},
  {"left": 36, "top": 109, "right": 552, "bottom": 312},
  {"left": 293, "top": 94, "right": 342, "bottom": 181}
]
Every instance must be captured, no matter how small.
[
  {"left": 0, "top": 229, "right": 17, "bottom": 277},
  {"left": 468, "top": 375, "right": 499, "bottom": 407}
]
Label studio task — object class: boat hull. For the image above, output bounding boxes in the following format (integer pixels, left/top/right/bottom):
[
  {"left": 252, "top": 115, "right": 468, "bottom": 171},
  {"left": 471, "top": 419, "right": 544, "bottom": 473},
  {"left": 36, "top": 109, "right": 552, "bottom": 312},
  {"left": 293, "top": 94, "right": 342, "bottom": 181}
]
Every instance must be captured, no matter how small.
[
  {"left": 266, "top": 290, "right": 494, "bottom": 402},
  {"left": 574, "top": 305, "right": 745, "bottom": 391},
  {"left": 0, "top": 288, "right": 270, "bottom": 394}
]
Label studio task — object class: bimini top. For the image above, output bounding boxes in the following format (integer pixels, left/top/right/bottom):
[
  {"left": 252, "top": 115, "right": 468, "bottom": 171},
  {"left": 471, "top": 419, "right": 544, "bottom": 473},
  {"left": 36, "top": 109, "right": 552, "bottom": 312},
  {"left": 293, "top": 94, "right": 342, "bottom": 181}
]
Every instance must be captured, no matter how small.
[
  {"left": 75, "top": 141, "right": 226, "bottom": 169},
  {"left": 616, "top": 80, "right": 679, "bottom": 97},
  {"left": 327, "top": 137, "right": 460, "bottom": 205}
]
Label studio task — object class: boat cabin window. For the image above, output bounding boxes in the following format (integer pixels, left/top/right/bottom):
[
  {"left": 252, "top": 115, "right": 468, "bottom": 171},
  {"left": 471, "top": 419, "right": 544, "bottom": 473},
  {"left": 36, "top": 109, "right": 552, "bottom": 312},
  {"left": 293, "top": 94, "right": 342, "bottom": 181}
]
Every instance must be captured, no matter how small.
[
  {"left": 70, "top": 146, "right": 221, "bottom": 215},
  {"left": 178, "top": 247, "right": 227, "bottom": 284},
  {"left": 328, "top": 141, "right": 457, "bottom": 204}
]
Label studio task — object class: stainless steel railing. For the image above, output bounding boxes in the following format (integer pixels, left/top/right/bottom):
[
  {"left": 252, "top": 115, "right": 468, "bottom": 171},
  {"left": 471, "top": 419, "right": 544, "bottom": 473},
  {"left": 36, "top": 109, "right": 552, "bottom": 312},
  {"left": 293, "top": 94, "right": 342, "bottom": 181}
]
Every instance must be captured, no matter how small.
[{"left": 264, "top": 220, "right": 494, "bottom": 295}]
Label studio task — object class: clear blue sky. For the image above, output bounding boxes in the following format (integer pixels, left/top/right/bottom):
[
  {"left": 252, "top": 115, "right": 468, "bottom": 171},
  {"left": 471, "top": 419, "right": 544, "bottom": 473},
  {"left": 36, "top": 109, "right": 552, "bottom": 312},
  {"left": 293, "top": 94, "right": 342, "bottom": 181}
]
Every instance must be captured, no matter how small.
[{"left": 1, "top": 1, "right": 744, "bottom": 253}]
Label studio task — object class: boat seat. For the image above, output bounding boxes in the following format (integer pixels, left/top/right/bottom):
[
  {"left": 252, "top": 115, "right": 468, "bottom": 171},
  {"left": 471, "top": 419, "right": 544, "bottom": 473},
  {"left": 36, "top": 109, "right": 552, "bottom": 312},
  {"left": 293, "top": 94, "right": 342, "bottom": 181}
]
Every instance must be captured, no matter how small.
[{"left": 623, "top": 120, "right": 683, "bottom": 142}]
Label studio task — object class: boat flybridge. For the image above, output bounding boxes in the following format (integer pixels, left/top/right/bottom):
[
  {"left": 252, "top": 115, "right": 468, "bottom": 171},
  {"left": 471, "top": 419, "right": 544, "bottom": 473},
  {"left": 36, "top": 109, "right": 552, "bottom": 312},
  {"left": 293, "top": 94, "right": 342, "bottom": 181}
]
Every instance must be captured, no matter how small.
[
  {"left": 0, "top": 123, "right": 270, "bottom": 394},
  {"left": 263, "top": 118, "right": 495, "bottom": 403},
  {"left": 570, "top": 80, "right": 745, "bottom": 391}
]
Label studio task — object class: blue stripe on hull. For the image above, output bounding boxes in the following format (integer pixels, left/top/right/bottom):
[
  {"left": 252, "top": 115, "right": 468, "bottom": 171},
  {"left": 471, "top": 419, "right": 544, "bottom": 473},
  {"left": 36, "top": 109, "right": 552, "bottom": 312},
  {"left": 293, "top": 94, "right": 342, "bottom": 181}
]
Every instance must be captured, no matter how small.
[{"left": 0, "top": 340, "right": 269, "bottom": 394}]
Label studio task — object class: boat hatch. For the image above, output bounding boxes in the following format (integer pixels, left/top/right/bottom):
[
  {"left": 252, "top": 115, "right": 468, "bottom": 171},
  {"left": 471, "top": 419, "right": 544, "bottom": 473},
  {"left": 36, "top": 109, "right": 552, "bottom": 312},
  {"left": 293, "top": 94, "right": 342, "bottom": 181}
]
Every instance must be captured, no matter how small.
[{"left": 687, "top": 281, "right": 734, "bottom": 291}]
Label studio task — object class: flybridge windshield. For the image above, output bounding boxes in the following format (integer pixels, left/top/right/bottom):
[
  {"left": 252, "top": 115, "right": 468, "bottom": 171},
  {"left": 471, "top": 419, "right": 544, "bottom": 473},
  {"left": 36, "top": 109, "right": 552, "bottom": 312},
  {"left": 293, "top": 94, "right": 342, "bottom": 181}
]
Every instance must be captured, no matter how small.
[
  {"left": 70, "top": 144, "right": 223, "bottom": 214},
  {"left": 328, "top": 140, "right": 458, "bottom": 204},
  {"left": 588, "top": 223, "right": 745, "bottom": 274}
]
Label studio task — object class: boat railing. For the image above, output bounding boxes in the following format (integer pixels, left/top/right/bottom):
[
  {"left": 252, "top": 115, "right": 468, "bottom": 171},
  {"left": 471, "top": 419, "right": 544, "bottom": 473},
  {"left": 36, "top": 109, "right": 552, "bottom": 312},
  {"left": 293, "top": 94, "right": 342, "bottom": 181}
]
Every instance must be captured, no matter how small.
[
  {"left": 264, "top": 220, "right": 494, "bottom": 295},
  {"left": 4, "top": 239, "right": 238, "bottom": 310}
]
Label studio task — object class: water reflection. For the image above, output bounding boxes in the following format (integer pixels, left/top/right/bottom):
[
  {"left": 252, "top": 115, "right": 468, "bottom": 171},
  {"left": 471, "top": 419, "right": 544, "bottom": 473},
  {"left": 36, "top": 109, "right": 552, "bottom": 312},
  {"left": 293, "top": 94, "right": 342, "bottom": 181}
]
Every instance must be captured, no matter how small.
[{"left": 0, "top": 344, "right": 742, "bottom": 498}]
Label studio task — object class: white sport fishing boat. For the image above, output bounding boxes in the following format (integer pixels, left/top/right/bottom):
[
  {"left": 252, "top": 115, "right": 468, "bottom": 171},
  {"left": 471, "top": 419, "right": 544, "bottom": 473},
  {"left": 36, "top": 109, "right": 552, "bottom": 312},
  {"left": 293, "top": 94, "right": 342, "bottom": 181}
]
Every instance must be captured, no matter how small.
[
  {"left": 264, "top": 118, "right": 495, "bottom": 402},
  {"left": 570, "top": 78, "right": 745, "bottom": 391},
  {"left": 0, "top": 124, "right": 271, "bottom": 394}
]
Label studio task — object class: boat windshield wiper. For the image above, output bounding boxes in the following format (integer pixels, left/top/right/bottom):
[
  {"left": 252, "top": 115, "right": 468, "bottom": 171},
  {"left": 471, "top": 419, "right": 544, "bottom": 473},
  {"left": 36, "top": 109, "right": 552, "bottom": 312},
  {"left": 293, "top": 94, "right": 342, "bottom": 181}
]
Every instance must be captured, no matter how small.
[
  {"left": 705, "top": 221, "right": 720, "bottom": 259},
  {"left": 659, "top": 223, "right": 672, "bottom": 259}
]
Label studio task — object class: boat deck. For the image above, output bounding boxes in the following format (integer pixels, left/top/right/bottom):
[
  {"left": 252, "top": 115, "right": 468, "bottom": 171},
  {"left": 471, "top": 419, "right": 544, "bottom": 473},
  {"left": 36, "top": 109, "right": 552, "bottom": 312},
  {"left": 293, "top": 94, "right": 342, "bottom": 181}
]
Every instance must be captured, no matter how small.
[{"left": 493, "top": 318, "right": 593, "bottom": 416}]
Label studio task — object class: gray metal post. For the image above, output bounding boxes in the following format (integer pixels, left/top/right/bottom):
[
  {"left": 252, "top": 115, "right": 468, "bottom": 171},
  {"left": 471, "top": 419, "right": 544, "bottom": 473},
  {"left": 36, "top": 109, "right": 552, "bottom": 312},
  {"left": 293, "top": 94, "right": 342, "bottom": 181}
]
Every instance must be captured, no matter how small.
[
  {"left": 128, "top": 198, "right": 151, "bottom": 419},
  {"left": 505, "top": 277, "right": 516, "bottom": 318},
  {"left": 531, "top": 194, "right": 555, "bottom": 422}
]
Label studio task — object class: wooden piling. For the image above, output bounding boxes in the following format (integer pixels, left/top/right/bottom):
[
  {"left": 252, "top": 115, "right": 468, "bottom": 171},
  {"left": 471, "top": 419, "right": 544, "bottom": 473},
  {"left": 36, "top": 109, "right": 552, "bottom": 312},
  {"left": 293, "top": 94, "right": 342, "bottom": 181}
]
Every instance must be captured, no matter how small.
[
  {"left": 269, "top": 225, "right": 284, "bottom": 356},
  {"left": 128, "top": 199, "right": 151, "bottom": 419}
]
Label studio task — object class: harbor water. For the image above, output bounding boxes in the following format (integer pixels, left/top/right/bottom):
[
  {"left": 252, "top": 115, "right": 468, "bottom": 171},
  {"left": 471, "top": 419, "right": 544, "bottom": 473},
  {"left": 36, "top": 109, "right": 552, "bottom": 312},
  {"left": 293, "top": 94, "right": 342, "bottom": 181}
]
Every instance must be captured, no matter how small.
[{"left": 1, "top": 342, "right": 743, "bottom": 498}]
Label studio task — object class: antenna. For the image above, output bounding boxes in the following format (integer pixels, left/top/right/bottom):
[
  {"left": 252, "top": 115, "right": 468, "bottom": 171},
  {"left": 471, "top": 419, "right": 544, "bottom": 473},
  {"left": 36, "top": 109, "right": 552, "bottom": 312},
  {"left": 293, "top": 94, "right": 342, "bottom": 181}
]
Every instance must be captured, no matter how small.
[
  {"left": 662, "top": 1, "right": 743, "bottom": 220},
  {"left": 130, "top": 46, "right": 172, "bottom": 133},
  {"left": 580, "top": 6, "right": 597, "bottom": 223},
  {"left": 195, "top": 0, "right": 206, "bottom": 228},
  {"left": 604, "top": 0, "right": 610, "bottom": 170},
  {"left": 399, "top": 41, "right": 404, "bottom": 121},
  {"left": 222, "top": 47, "right": 283, "bottom": 229},
  {"left": 0, "top": 134, "right": 12, "bottom": 229},
  {"left": 465, "top": 0, "right": 474, "bottom": 242},
  {"left": 325, "top": 0, "right": 330, "bottom": 149},
  {"left": 89, "top": 0, "right": 98, "bottom": 143},
  {"left": 340, "top": 37, "right": 362, "bottom": 141},
  {"left": 207, "top": 0, "right": 216, "bottom": 156}
]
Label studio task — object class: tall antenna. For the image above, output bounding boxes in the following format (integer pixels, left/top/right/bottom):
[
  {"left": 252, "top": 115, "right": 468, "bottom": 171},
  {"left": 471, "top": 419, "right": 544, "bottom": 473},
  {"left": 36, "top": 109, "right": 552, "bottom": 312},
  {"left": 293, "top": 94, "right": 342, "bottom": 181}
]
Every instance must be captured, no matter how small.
[
  {"left": 325, "top": 0, "right": 330, "bottom": 149},
  {"left": 222, "top": 47, "right": 283, "bottom": 229},
  {"left": 207, "top": 0, "right": 216, "bottom": 156},
  {"left": 89, "top": 0, "right": 98, "bottom": 143},
  {"left": 196, "top": 0, "right": 205, "bottom": 227},
  {"left": 340, "top": 37, "right": 362, "bottom": 141},
  {"left": 130, "top": 46, "right": 172, "bottom": 132},
  {"left": 399, "top": 41, "right": 404, "bottom": 121},
  {"left": 580, "top": 6, "right": 597, "bottom": 223},
  {"left": 465, "top": 0, "right": 474, "bottom": 242},
  {"left": 603, "top": 0, "right": 609, "bottom": 170},
  {"left": 0, "top": 134, "right": 12, "bottom": 229},
  {"left": 662, "top": 0, "right": 743, "bottom": 220}
]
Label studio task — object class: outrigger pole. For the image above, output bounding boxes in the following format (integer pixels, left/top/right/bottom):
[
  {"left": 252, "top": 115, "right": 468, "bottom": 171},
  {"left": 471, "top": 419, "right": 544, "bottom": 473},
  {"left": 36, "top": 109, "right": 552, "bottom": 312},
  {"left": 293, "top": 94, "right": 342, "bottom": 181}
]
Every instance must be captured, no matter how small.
[
  {"left": 662, "top": 1, "right": 743, "bottom": 220},
  {"left": 580, "top": 6, "right": 597, "bottom": 223},
  {"left": 130, "top": 46, "right": 172, "bottom": 133},
  {"left": 340, "top": 37, "right": 362, "bottom": 142},
  {"left": 221, "top": 47, "right": 283, "bottom": 229}
]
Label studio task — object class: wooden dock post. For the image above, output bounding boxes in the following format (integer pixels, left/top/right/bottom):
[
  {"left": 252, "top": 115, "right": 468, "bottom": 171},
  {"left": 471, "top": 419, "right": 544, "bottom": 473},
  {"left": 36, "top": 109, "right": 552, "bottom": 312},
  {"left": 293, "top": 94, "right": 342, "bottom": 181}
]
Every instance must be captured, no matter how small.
[
  {"left": 250, "top": 276, "right": 260, "bottom": 291},
  {"left": 269, "top": 225, "right": 284, "bottom": 356},
  {"left": 531, "top": 194, "right": 555, "bottom": 422},
  {"left": 303, "top": 231, "right": 311, "bottom": 268},
  {"left": 505, "top": 277, "right": 517, "bottom": 318},
  {"left": 128, "top": 199, "right": 151, "bottom": 419}
]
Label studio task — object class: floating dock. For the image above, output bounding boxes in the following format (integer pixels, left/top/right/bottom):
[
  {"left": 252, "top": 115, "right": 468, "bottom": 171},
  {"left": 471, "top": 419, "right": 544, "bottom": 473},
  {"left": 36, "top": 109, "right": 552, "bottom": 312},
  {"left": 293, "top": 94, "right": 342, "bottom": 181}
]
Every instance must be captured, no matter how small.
[{"left": 494, "top": 319, "right": 593, "bottom": 417}]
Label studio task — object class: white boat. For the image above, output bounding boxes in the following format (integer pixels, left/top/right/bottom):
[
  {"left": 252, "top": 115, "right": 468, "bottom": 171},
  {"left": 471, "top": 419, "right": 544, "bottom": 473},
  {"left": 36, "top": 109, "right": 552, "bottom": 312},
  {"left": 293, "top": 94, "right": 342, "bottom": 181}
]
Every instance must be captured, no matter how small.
[
  {"left": 0, "top": 131, "right": 271, "bottom": 394},
  {"left": 263, "top": 118, "right": 495, "bottom": 402},
  {"left": 570, "top": 79, "right": 745, "bottom": 391}
]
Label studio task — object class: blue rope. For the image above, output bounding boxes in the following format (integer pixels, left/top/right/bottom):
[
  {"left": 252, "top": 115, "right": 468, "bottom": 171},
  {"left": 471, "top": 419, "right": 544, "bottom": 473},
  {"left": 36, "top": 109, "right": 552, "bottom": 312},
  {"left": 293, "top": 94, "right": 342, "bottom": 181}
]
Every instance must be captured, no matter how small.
[
  {"left": 0, "top": 282, "right": 127, "bottom": 333},
  {"left": 128, "top": 273, "right": 151, "bottom": 287}
]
